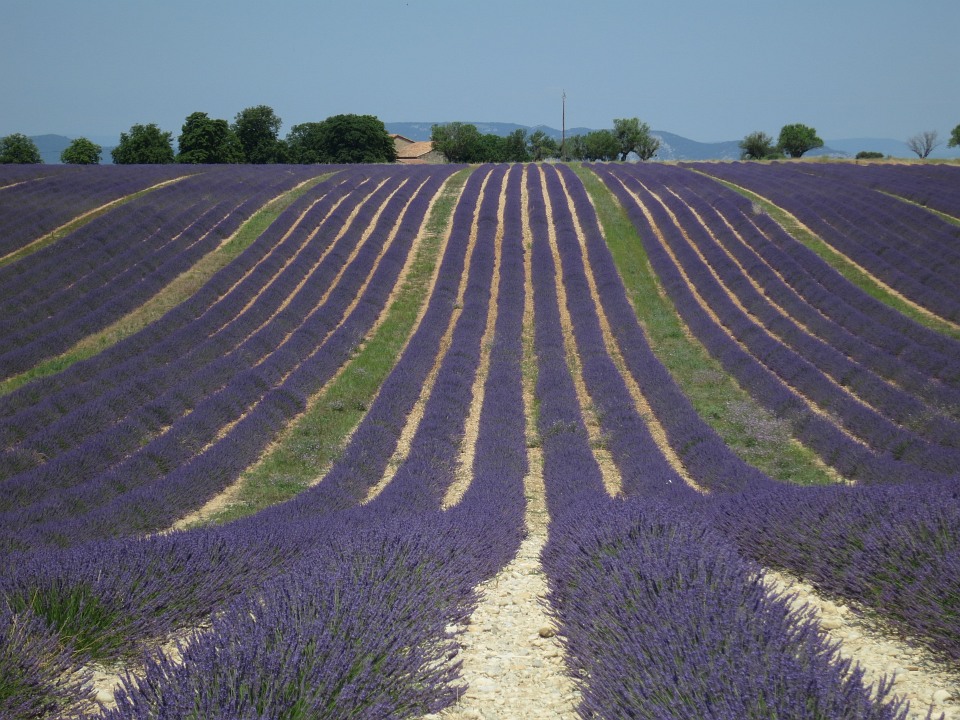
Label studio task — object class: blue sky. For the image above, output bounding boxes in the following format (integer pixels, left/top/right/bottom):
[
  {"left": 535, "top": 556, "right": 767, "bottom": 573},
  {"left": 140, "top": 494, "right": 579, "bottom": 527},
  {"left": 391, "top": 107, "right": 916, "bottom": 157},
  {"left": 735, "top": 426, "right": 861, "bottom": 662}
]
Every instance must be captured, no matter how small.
[{"left": 2, "top": 0, "right": 958, "bottom": 146}]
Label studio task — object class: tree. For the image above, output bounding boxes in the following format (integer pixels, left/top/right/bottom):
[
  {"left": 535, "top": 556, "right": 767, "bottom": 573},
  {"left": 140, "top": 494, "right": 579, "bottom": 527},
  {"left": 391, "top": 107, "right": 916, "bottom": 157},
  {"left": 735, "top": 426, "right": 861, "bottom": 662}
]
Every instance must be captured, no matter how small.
[
  {"left": 565, "top": 134, "right": 587, "bottom": 161},
  {"left": 233, "top": 105, "right": 284, "bottom": 164},
  {"left": 0, "top": 133, "right": 43, "bottom": 163},
  {"left": 177, "top": 112, "right": 243, "bottom": 164},
  {"left": 777, "top": 123, "right": 823, "bottom": 158},
  {"left": 739, "top": 131, "right": 777, "bottom": 160},
  {"left": 61, "top": 137, "right": 102, "bottom": 164},
  {"left": 613, "top": 117, "right": 659, "bottom": 161},
  {"left": 315, "top": 114, "right": 396, "bottom": 164},
  {"left": 527, "top": 130, "right": 559, "bottom": 161},
  {"left": 286, "top": 122, "right": 328, "bottom": 164},
  {"left": 501, "top": 129, "right": 529, "bottom": 162},
  {"left": 582, "top": 129, "right": 620, "bottom": 161},
  {"left": 111, "top": 124, "right": 174, "bottom": 164},
  {"left": 431, "top": 122, "right": 484, "bottom": 163},
  {"left": 949, "top": 124, "right": 960, "bottom": 149},
  {"left": 906, "top": 130, "right": 940, "bottom": 159},
  {"left": 476, "top": 133, "right": 507, "bottom": 163}
]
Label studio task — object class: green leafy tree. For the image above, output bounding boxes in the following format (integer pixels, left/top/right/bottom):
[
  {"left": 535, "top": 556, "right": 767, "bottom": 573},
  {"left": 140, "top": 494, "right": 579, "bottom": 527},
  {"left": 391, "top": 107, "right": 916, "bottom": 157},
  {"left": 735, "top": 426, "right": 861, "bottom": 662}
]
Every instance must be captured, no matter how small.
[
  {"left": 0, "top": 133, "right": 43, "bottom": 164},
  {"left": 476, "top": 133, "right": 507, "bottom": 163},
  {"left": 314, "top": 114, "right": 396, "bottom": 163},
  {"left": 613, "top": 117, "right": 660, "bottom": 161},
  {"left": 583, "top": 129, "right": 621, "bottom": 161},
  {"left": 949, "top": 124, "right": 960, "bottom": 148},
  {"left": 527, "top": 130, "right": 559, "bottom": 161},
  {"left": 61, "top": 137, "right": 102, "bottom": 164},
  {"left": 564, "top": 134, "right": 587, "bottom": 161},
  {"left": 177, "top": 112, "right": 243, "bottom": 164},
  {"left": 286, "top": 122, "right": 327, "bottom": 164},
  {"left": 233, "top": 105, "right": 284, "bottom": 164},
  {"left": 431, "top": 122, "right": 484, "bottom": 163},
  {"left": 739, "top": 131, "right": 777, "bottom": 160},
  {"left": 777, "top": 123, "right": 823, "bottom": 158},
  {"left": 111, "top": 124, "right": 174, "bottom": 164},
  {"left": 502, "top": 129, "right": 529, "bottom": 162}
]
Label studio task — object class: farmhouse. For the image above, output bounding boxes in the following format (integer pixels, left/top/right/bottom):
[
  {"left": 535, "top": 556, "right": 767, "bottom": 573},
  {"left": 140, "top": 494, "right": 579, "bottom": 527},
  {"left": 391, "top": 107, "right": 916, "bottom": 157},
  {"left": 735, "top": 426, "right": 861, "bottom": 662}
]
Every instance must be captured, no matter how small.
[{"left": 391, "top": 133, "right": 446, "bottom": 164}]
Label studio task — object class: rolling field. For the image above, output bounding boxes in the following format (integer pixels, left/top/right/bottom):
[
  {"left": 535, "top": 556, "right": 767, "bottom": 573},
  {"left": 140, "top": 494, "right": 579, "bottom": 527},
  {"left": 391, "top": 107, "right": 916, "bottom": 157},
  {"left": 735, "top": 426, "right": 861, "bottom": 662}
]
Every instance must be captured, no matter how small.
[{"left": 1, "top": 160, "right": 959, "bottom": 719}]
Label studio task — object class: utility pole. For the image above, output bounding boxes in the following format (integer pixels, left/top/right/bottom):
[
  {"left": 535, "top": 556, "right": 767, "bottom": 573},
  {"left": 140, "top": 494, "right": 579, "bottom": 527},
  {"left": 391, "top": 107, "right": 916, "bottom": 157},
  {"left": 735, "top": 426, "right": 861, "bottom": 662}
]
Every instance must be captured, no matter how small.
[{"left": 561, "top": 90, "right": 566, "bottom": 161}]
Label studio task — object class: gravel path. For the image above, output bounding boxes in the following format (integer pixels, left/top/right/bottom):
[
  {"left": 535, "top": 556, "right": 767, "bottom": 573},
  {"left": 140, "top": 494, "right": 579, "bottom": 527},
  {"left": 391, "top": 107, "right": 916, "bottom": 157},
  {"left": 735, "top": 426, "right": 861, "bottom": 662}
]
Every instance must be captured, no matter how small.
[
  {"left": 768, "top": 570, "right": 959, "bottom": 719},
  {"left": 431, "top": 450, "right": 579, "bottom": 720}
]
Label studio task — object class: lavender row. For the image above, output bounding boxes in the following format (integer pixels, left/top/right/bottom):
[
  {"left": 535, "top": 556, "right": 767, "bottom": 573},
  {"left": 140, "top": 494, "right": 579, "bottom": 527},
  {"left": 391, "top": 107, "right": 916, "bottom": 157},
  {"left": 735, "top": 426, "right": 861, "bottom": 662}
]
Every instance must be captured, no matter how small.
[
  {"left": 0, "top": 164, "right": 194, "bottom": 258},
  {"left": 538, "top": 164, "right": 689, "bottom": 497},
  {"left": 802, "top": 162, "right": 960, "bottom": 219},
  {"left": 0, "top": 168, "right": 327, "bottom": 379},
  {"left": 0, "top": 163, "right": 74, "bottom": 188},
  {"left": 690, "top": 161, "right": 960, "bottom": 322},
  {"left": 528, "top": 166, "right": 901, "bottom": 718},
  {"left": 0, "top": 165, "right": 307, "bottom": 310},
  {"left": 0, "top": 167, "right": 452, "bottom": 550},
  {"left": 595, "top": 164, "right": 957, "bottom": 484},
  {"left": 366, "top": 164, "right": 506, "bottom": 515},
  {"left": 553, "top": 164, "right": 777, "bottom": 494},
  {"left": 0, "top": 169, "right": 285, "bottom": 321},
  {"left": 621, "top": 163, "right": 960, "bottom": 441},
  {"left": 705, "top": 162, "right": 960, "bottom": 286},
  {"left": 658, "top": 166, "right": 960, "bottom": 408},
  {"left": 583, "top": 163, "right": 960, "bottom": 662},
  {"left": 708, "top": 476, "right": 960, "bottom": 662},
  {"left": 0, "top": 170, "right": 403, "bottom": 497},
  {"left": 12, "top": 165, "right": 529, "bottom": 717},
  {"left": 684, "top": 168, "right": 960, "bottom": 385},
  {"left": 0, "top": 171, "right": 355, "bottom": 420},
  {"left": 771, "top": 162, "right": 960, "bottom": 272},
  {"left": 0, "top": 170, "right": 360, "bottom": 449}
]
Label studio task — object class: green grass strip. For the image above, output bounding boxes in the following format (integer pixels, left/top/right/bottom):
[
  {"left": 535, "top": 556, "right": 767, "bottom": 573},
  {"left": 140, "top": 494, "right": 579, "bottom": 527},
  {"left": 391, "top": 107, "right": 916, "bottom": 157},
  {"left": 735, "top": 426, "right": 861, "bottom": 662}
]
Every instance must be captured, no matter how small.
[
  {"left": 198, "top": 167, "right": 473, "bottom": 525},
  {"left": 706, "top": 176, "right": 960, "bottom": 341},
  {"left": 0, "top": 173, "right": 334, "bottom": 398},
  {"left": 573, "top": 164, "right": 835, "bottom": 486},
  {"left": 0, "top": 176, "right": 192, "bottom": 269}
]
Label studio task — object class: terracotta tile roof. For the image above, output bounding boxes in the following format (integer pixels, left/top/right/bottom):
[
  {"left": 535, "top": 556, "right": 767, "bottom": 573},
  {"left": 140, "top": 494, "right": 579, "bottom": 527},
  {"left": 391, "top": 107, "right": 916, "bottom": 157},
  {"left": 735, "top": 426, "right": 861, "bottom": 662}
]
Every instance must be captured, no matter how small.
[
  {"left": 396, "top": 141, "right": 435, "bottom": 159},
  {"left": 390, "top": 134, "right": 415, "bottom": 144}
]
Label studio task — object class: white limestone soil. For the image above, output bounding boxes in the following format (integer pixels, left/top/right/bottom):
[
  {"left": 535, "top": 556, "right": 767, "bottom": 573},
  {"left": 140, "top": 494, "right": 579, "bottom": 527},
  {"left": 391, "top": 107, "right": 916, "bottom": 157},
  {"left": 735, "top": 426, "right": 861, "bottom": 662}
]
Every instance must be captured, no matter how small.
[{"left": 429, "top": 167, "right": 579, "bottom": 720}]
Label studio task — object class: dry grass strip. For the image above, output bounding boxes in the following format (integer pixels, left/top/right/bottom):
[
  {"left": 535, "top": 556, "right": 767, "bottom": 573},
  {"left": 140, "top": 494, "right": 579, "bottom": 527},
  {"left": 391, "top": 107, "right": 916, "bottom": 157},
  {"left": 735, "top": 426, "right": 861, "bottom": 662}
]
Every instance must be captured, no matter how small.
[
  {"left": 553, "top": 168, "right": 704, "bottom": 493},
  {"left": 171, "top": 174, "right": 440, "bottom": 529},
  {"left": 612, "top": 173, "right": 855, "bottom": 477},
  {"left": 363, "top": 168, "right": 494, "bottom": 504},
  {"left": 662, "top": 186, "right": 929, "bottom": 435}
]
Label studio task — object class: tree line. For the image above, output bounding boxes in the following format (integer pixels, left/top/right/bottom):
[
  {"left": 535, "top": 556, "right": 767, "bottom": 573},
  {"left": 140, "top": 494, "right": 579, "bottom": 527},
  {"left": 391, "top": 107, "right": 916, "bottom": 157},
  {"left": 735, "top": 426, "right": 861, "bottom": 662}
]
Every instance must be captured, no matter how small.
[
  {"left": 0, "top": 106, "right": 398, "bottom": 165},
  {"left": 3, "top": 111, "right": 960, "bottom": 164},
  {"left": 740, "top": 123, "right": 960, "bottom": 160},
  {"left": 429, "top": 118, "right": 661, "bottom": 163}
]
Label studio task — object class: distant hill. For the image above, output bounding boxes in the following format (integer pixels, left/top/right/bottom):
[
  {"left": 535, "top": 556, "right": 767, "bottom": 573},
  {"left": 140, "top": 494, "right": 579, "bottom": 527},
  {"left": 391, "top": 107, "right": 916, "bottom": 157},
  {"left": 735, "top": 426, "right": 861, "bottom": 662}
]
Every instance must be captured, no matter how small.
[
  {"left": 29, "top": 134, "right": 116, "bottom": 164},
  {"left": 31, "top": 134, "right": 73, "bottom": 164}
]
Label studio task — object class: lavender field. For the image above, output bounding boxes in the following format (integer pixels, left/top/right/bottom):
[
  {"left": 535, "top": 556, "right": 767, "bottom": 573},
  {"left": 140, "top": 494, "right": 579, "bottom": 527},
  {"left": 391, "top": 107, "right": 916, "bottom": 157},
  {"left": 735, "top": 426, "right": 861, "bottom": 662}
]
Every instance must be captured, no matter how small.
[{"left": 1, "top": 160, "right": 959, "bottom": 719}]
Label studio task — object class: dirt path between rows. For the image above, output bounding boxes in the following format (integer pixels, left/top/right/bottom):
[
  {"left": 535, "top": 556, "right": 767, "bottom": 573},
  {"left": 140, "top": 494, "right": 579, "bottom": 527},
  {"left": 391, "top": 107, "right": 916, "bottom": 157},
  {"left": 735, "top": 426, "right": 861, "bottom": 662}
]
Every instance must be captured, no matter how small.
[{"left": 433, "top": 166, "right": 578, "bottom": 720}]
